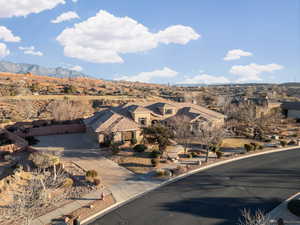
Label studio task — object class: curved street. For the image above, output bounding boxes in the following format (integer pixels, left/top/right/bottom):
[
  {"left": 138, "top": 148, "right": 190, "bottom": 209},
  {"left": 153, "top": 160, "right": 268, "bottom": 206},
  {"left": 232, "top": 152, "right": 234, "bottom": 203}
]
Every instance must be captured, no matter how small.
[{"left": 88, "top": 149, "right": 300, "bottom": 225}]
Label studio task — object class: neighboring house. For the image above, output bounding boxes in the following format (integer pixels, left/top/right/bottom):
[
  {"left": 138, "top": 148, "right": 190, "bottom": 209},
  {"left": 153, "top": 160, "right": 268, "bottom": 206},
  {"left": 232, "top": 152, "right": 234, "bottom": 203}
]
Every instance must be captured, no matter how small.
[
  {"left": 231, "top": 95, "right": 269, "bottom": 107},
  {"left": 85, "top": 101, "right": 225, "bottom": 144},
  {"left": 281, "top": 102, "right": 300, "bottom": 119}
]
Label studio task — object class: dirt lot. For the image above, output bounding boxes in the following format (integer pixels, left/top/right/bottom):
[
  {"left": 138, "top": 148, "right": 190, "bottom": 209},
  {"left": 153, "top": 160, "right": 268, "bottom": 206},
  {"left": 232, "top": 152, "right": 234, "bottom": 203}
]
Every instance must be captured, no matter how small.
[{"left": 221, "top": 138, "right": 264, "bottom": 149}]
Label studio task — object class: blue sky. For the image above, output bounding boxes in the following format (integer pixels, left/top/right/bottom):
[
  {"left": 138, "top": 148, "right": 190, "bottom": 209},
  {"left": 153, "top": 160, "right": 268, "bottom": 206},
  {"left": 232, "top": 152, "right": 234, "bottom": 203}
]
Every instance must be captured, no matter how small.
[{"left": 0, "top": 0, "right": 299, "bottom": 84}]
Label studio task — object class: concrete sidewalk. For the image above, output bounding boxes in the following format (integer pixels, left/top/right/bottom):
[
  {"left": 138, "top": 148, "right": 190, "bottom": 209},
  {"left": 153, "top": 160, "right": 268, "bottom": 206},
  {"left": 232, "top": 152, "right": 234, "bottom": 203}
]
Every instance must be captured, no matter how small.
[
  {"left": 267, "top": 192, "right": 300, "bottom": 225},
  {"left": 32, "top": 176, "right": 162, "bottom": 225},
  {"left": 32, "top": 188, "right": 111, "bottom": 225}
]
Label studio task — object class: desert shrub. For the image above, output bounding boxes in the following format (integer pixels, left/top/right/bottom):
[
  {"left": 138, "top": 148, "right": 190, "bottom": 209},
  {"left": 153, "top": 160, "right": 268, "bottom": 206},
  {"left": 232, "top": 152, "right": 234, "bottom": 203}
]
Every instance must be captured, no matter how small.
[
  {"left": 287, "top": 199, "right": 300, "bottom": 217},
  {"left": 210, "top": 145, "right": 220, "bottom": 153},
  {"left": 280, "top": 140, "right": 287, "bottom": 147},
  {"left": 131, "top": 138, "right": 137, "bottom": 145},
  {"left": 62, "top": 178, "right": 74, "bottom": 188},
  {"left": 172, "top": 166, "right": 187, "bottom": 176},
  {"left": 264, "top": 139, "right": 272, "bottom": 143},
  {"left": 13, "top": 163, "right": 23, "bottom": 171},
  {"left": 191, "top": 152, "right": 198, "bottom": 158},
  {"left": 244, "top": 144, "right": 252, "bottom": 152},
  {"left": 151, "top": 158, "right": 160, "bottom": 167},
  {"left": 102, "top": 139, "right": 112, "bottom": 147},
  {"left": 111, "top": 146, "right": 120, "bottom": 155},
  {"left": 29, "top": 152, "right": 60, "bottom": 170},
  {"left": 25, "top": 136, "right": 39, "bottom": 146},
  {"left": 288, "top": 140, "right": 296, "bottom": 145},
  {"left": 3, "top": 153, "right": 12, "bottom": 161},
  {"left": 151, "top": 150, "right": 161, "bottom": 158},
  {"left": 216, "top": 151, "right": 223, "bottom": 158},
  {"left": 154, "top": 169, "right": 166, "bottom": 177},
  {"left": 250, "top": 142, "right": 258, "bottom": 150},
  {"left": 86, "top": 170, "right": 98, "bottom": 178},
  {"left": 258, "top": 145, "right": 264, "bottom": 150},
  {"left": 85, "top": 176, "right": 94, "bottom": 183},
  {"left": 93, "top": 178, "right": 101, "bottom": 186},
  {"left": 133, "top": 144, "right": 147, "bottom": 153}
]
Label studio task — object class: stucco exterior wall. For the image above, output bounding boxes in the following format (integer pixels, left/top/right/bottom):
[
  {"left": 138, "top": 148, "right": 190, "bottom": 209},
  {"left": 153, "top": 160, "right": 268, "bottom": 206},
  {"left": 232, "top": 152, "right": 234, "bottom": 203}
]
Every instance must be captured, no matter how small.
[{"left": 132, "top": 112, "right": 151, "bottom": 126}]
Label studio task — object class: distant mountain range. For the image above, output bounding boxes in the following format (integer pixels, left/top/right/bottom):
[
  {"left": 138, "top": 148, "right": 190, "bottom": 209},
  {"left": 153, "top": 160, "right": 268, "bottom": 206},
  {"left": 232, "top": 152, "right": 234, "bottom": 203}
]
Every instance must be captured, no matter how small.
[{"left": 0, "top": 61, "right": 90, "bottom": 78}]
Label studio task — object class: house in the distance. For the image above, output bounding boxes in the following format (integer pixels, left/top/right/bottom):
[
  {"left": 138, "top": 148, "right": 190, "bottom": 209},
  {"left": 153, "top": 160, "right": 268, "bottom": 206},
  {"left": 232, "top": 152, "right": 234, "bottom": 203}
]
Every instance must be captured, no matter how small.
[
  {"left": 281, "top": 102, "right": 300, "bottom": 119},
  {"left": 85, "top": 101, "right": 225, "bottom": 144}
]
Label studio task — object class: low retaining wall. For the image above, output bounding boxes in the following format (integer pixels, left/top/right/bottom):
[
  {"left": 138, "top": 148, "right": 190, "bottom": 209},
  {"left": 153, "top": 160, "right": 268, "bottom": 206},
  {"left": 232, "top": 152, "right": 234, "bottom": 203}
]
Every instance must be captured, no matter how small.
[
  {"left": 16, "top": 124, "right": 86, "bottom": 137},
  {"left": 0, "top": 130, "right": 28, "bottom": 153}
]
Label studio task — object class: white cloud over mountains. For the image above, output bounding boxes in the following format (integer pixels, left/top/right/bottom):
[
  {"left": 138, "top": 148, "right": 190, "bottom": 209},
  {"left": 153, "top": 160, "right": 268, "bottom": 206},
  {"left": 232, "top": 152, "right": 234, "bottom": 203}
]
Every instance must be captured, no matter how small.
[
  {"left": 114, "top": 67, "right": 178, "bottom": 83},
  {"left": 0, "top": 26, "right": 21, "bottom": 42},
  {"left": 224, "top": 49, "right": 252, "bottom": 61},
  {"left": 56, "top": 10, "right": 200, "bottom": 63},
  {"left": 230, "top": 63, "right": 283, "bottom": 82},
  {"left": 70, "top": 65, "right": 82, "bottom": 72},
  {"left": 0, "top": 0, "right": 65, "bottom": 18},
  {"left": 113, "top": 62, "right": 284, "bottom": 84},
  {"left": 51, "top": 11, "right": 80, "bottom": 23},
  {"left": 180, "top": 74, "right": 230, "bottom": 84},
  {"left": 19, "top": 46, "right": 43, "bottom": 56},
  {"left": 0, "top": 43, "right": 10, "bottom": 58}
]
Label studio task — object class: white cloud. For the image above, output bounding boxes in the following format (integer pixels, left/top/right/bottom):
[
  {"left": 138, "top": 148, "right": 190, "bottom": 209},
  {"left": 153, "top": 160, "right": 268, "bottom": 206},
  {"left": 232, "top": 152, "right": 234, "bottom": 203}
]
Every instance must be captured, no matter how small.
[
  {"left": 114, "top": 67, "right": 178, "bottom": 83},
  {"left": 180, "top": 74, "right": 230, "bottom": 84},
  {"left": 51, "top": 11, "right": 80, "bottom": 24},
  {"left": 230, "top": 63, "right": 284, "bottom": 82},
  {"left": 70, "top": 65, "right": 82, "bottom": 72},
  {"left": 155, "top": 25, "right": 201, "bottom": 44},
  {"left": 224, "top": 49, "right": 252, "bottom": 61},
  {"left": 56, "top": 10, "right": 200, "bottom": 63},
  {"left": 0, "top": 0, "right": 65, "bottom": 18},
  {"left": 0, "top": 43, "right": 10, "bottom": 58},
  {"left": 0, "top": 26, "right": 21, "bottom": 42},
  {"left": 19, "top": 46, "right": 43, "bottom": 56},
  {"left": 72, "top": 0, "right": 78, "bottom": 2}
]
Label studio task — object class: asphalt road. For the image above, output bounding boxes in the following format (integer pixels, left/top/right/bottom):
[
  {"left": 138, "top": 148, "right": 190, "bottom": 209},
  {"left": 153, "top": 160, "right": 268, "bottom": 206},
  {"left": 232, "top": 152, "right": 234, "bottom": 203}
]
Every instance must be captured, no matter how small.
[{"left": 88, "top": 149, "right": 300, "bottom": 225}]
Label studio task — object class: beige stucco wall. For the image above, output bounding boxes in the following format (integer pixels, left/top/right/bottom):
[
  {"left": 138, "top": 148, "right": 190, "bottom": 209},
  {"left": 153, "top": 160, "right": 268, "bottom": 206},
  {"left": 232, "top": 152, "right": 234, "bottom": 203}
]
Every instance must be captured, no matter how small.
[
  {"left": 132, "top": 112, "right": 151, "bottom": 126},
  {"left": 135, "top": 130, "right": 143, "bottom": 143}
]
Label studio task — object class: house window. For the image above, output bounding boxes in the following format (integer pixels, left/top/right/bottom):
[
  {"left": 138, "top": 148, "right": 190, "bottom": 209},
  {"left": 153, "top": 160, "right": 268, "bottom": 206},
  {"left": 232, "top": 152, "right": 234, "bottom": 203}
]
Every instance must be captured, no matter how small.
[
  {"left": 138, "top": 118, "right": 147, "bottom": 126},
  {"left": 192, "top": 123, "right": 198, "bottom": 131},
  {"left": 122, "top": 131, "right": 133, "bottom": 141}
]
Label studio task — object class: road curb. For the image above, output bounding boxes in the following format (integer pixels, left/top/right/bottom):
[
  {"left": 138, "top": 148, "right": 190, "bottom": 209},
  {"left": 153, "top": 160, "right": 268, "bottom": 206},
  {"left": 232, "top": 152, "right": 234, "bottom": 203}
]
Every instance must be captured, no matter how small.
[{"left": 82, "top": 146, "right": 299, "bottom": 224}]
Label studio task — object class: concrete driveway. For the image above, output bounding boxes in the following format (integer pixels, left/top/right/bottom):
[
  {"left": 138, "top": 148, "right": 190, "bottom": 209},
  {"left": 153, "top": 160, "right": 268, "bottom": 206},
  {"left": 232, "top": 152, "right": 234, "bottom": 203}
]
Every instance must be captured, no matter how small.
[
  {"left": 35, "top": 133, "right": 98, "bottom": 150},
  {"left": 35, "top": 133, "right": 134, "bottom": 188}
]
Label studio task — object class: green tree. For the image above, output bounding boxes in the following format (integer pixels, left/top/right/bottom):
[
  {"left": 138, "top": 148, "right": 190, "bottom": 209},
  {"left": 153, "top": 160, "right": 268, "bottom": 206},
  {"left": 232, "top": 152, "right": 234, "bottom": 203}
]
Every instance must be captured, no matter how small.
[{"left": 142, "top": 124, "right": 172, "bottom": 152}]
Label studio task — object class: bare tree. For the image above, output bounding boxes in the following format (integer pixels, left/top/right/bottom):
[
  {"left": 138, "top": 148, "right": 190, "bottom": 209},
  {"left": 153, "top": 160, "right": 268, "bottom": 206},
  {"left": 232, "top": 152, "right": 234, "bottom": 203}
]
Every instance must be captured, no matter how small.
[
  {"left": 29, "top": 151, "right": 62, "bottom": 183},
  {"left": 1, "top": 177, "right": 48, "bottom": 225},
  {"left": 195, "top": 123, "right": 226, "bottom": 162},
  {"left": 170, "top": 115, "right": 193, "bottom": 153},
  {"left": 47, "top": 99, "right": 92, "bottom": 121},
  {"left": 226, "top": 103, "right": 284, "bottom": 139},
  {"left": 237, "top": 209, "right": 271, "bottom": 225},
  {"left": 16, "top": 100, "right": 35, "bottom": 120}
]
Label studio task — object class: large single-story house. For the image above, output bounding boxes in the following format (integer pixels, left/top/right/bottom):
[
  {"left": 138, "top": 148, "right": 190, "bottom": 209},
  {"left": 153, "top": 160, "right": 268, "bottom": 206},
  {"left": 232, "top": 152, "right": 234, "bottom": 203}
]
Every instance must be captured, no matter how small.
[{"left": 84, "top": 101, "right": 225, "bottom": 144}]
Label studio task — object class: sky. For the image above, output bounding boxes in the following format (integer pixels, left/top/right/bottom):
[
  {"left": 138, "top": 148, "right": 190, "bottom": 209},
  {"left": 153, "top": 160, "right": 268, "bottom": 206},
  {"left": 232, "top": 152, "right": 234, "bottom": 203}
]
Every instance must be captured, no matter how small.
[{"left": 0, "top": 0, "right": 299, "bottom": 84}]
